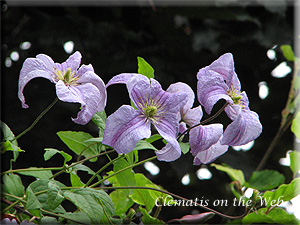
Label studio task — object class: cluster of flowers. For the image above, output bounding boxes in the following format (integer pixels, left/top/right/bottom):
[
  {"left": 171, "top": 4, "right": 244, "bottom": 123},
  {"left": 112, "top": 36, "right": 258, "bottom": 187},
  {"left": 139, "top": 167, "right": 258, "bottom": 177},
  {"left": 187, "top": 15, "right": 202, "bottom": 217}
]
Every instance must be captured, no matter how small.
[{"left": 18, "top": 52, "right": 262, "bottom": 164}]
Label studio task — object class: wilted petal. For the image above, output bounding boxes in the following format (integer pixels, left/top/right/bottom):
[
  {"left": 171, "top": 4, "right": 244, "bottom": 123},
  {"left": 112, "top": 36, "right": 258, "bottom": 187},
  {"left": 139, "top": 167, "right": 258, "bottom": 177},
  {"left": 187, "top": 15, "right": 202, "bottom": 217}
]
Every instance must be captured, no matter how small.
[
  {"left": 197, "top": 71, "right": 232, "bottom": 114},
  {"left": 77, "top": 70, "right": 107, "bottom": 111},
  {"left": 102, "top": 105, "right": 151, "bottom": 154},
  {"left": 155, "top": 142, "right": 181, "bottom": 162},
  {"left": 221, "top": 110, "right": 262, "bottom": 146},
  {"left": 168, "top": 212, "right": 215, "bottom": 224},
  {"left": 189, "top": 123, "right": 223, "bottom": 156},
  {"left": 193, "top": 140, "right": 229, "bottom": 165},
  {"left": 18, "top": 58, "right": 55, "bottom": 108},
  {"left": 66, "top": 51, "right": 82, "bottom": 72}
]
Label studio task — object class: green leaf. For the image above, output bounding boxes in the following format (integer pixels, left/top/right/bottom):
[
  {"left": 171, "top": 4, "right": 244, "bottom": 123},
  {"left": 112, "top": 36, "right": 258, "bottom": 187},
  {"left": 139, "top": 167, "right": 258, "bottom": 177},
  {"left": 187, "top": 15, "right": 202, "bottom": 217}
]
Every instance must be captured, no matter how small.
[
  {"left": 70, "top": 172, "right": 85, "bottom": 187},
  {"left": 242, "top": 207, "right": 299, "bottom": 224},
  {"left": 129, "top": 173, "right": 156, "bottom": 212},
  {"left": 211, "top": 163, "right": 245, "bottom": 185},
  {"left": 25, "top": 180, "right": 66, "bottom": 213},
  {"left": 126, "top": 150, "right": 139, "bottom": 165},
  {"left": 145, "top": 134, "right": 162, "bottom": 143},
  {"left": 1, "top": 121, "right": 22, "bottom": 161},
  {"left": 110, "top": 190, "right": 134, "bottom": 217},
  {"left": 92, "top": 111, "right": 107, "bottom": 137},
  {"left": 291, "top": 111, "right": 300, "bottom": 139},
  {"left": 40, "top": 216, "right": 60, "bottom": 224},
  {"left": 280, "top": 45, "right": 295, "bottom": 61},
  {"left": 179, "top": 142, "right": 190, "bottom": 154},
  {"left": 133, "top": 140, "right": 157, "bottom": 151},
  {"left": 290, "top": 151, "right": 300, "bottom": 175},
  {"left": 113, "top": 158, "right": 136, "bottom": 195},
  {"left": 16, "top": 167, "right": 53, "bottom": 180},
  {"left": 47, "top": 181, "right": 65, "bottom": 211},
  {"left": 60, "top": 212, "right": 91, "bottom": 224},
  {"left": 44, "top": 148, "right": 72, "bottom": 163},
  {"left": 137, "top": 57, "right": 155, "bottom": 79},
  {"left": 139, "top": 207, "right": 164, "bottom": 224},
  {"left": 69, "top": 163, "right": 98, "bottom": 176},
  {"left": 3, "top": 174, "right": 25, "bottom": 197},
  {"left": 245, "top": 170, "right": 285, "bottom": 191},
  {"left": 64, "top": 188, "right": 114, "bottom": 224},
  {"left": 263, "top": 177, "right": 300, "bottom": 208},
  {"left": 57, "top": 131, "right": 98, "bottom": 161}
]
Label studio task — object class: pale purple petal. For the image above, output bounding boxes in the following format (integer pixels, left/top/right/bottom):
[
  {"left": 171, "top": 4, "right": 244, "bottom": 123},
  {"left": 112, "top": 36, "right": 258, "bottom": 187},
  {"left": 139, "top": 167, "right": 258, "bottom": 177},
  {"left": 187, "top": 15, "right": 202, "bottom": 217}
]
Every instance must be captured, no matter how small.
[
  {"left": 179, "top": 122, "right": 187, "bottom": 134},
  {"left": 193, "top": 140, "right": 229, "bottom": 165},
  {"left": 106, "top": 73, "right": 148, "bottom": 89},
  {"left": 36, "top": 54, "right": 55, "bottom": 72},
  {"left": 183, "top": 106, "right": 203, "bottom": 127},
  {"left": 66, "top": 51, "right": 82, "bottom": 72},
  {"left": 197, "top": 70, "right": 232, "bottom": 114},
  {"left": 55, "top": 81, "right": 102, "bottom": 125},
  {"left": 167, "top": 82, "right": 195, "bottom": 115},
  {"left": 189, "top": 123, "right": 223, "bottom": 156},
  {"left": 102, "top": 105, "right": 151, "bottom": 154},
  {"left": 77, "top": 71, "right": 107, "bottom": 111},
  {"left": 76, "top": 64, "right": 94, "bottom": 77},
  {"left": 155, "top": 143, "right": 181, "bottom": 162},
  {"left": 18, "top": 58, "right": 55, "bottom": 108},
  {"left": 221, "top": 110, "right": 263, "bottom": 146},
  {"left": 224, "top": 104, "right": 241, "bottom": 121}
]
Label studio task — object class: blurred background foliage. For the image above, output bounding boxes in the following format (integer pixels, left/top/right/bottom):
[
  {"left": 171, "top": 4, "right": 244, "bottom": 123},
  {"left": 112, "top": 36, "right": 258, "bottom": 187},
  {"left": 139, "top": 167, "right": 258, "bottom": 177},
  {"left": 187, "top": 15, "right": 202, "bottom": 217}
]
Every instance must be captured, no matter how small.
[{"left": 1, "top": 1, "right": 296, "bottom": 222}]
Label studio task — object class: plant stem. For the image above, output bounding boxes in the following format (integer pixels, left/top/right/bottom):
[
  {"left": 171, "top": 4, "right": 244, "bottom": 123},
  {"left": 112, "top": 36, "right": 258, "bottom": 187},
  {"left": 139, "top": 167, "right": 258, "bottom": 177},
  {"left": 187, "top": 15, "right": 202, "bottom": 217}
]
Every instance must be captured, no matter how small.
[
  {"left": 1, "top": 199, "right": 21, "bottom": 215},
  {"left": 12, "top": 97, "right": 58, "bottom": 142},
  {"left": 76, "top": 142, "right": 99, "bottom": 162},
  {"left": 84, "top": 154, "right": 125, "bottom": 187},
  {"left": 1, "top": 167, "right": 64, "bottom": 176},
  {"left": 177, "top": 102, "right": 229, "bottom": 141},
  {"left": 89, "top": 155, "right": 157, "bottom": 188}
]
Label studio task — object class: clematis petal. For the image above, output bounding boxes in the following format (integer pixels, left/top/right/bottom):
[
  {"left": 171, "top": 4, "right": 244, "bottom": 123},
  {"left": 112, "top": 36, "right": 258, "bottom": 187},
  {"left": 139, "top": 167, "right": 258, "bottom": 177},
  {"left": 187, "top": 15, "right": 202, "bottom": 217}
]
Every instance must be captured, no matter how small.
[
  {"left": 197, "top": 70, "right": 232, "bottom": 114},
  {"left": 18, "top": 58, "right": 55, "bottom": 108},
  {"left": 221, "top": 110, "right": 263, "bottom": 146},
  {"left": 66, "top": 51, "right": 82, "bottom": 72},
  {"left": 102, "top": 105, "right": 151, "bottom": 154},
  {"left": 183, "top": 106, "right": 203, "bottom": 127},
  {"left": 36, "top": 54, "right": 55, "bottom": 71},
  {"left": 77, "top": 70, "right": 107, "bottom": 111},
  {"left": 189, "top": 123, "right": 223, "bottom": 156},
  {"left": 193, "top": 140, "right": 229, "bottom": 165},
  {"left": 155, "top": 143, "right": 181, "bottom": 162},
  {"left": 76, "top": 64, "right": 94, "bottom": 77},
  {"left": 55, "top": 81, "right": 101, "bottom": 125},
  {"left": 106, "top": 73, "right": 148, "bottom": 92},
  {"left": 167, "top": 82, "right": 195, "bottom": 115}
]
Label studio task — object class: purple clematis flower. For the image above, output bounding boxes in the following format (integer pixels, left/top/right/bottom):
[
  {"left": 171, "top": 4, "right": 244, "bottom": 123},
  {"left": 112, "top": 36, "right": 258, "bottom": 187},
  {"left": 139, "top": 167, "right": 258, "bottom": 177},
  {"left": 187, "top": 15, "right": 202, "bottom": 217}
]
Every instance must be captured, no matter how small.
[
  {"left": 197, "top": 53, "right": 262, "bottom": 146},
  {"left": 166, "top": 82, "right": 228, "bottom": 165},
  {"left": 18, "top": 51, "right": 107, "bottom": 125},
  {"left": 103, "top": 74, "right": 188, "bottom": 162}
]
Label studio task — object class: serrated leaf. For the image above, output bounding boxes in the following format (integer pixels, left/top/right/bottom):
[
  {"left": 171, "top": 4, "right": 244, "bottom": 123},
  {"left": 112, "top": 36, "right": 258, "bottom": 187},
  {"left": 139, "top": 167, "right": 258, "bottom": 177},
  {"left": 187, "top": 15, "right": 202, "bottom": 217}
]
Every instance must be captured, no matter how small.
[
  {"left": 211, "top": 163, "right": 245, "bottom": 185},
  {"left": 289, "top": 151, "right": 300, "bottom": 175},
  {"left": 263, "top": 177, "right": 300, "bottom": 208},
  {"left": 16, "top": 167, "right": 53, "bottom": 180},
  {"left": 280, "top": 45, "right": 295, "bottom": 61},
  {"left": 3, "top": 174, "right": 25, "bottom": 197},
  {"left": 137, "top": 57, "right": 155, "bottom": 79},
  {"left": 129, "top": 173, "right": 156, "bottom": 212},
  {"left": 242, "top": 207, "right": 299, "bottom": 224},
  {"left": 57, "top": 131, "right": 98, "bottom": 161},
  {"left": 113, "top": 158, "right": 136, "bottom": 196},
  {"left": 44, "top": 148, "right": 72, "bottom": 162},
  {"left": 245, "top": 170, "right": 285, "bottom": 191}
]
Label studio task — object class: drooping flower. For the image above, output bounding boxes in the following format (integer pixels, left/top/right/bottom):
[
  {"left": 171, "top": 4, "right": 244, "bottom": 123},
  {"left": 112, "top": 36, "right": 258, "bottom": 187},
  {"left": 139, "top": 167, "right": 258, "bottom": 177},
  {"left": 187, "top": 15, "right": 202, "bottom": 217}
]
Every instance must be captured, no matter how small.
[
  {"left": 197, "top": 53, "right": 262, "bottom": 146},
  {"left": 103, "top": 74, "right": 188, "bottom": 162},
  {"left": 18, "top": 51, "right": 107, "bottom": 125},
  {"left": 166, "top": 82, "right": 228, "bottom": 164}
]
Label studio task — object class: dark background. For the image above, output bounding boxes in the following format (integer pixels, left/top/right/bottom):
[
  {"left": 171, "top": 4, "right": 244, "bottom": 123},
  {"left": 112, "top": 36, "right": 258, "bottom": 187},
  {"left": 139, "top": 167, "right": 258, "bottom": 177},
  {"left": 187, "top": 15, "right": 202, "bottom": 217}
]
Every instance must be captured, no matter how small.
[{"left": 1, "top": 1, "right": 296, "bottom": 223}]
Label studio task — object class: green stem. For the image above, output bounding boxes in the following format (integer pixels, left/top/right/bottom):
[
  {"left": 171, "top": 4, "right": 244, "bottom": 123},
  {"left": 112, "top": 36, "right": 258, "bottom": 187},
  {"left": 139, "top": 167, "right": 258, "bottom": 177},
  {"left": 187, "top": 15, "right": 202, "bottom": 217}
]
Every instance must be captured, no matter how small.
[
  {"left": 84, "top": 154, "right": 125, "bottom": 188},
  {"left": 1, "top": 199, "right": 21, "bottom": 215},
  {"left": 12, "top": 97, "right": 58, "bottom": 142},
  {"left": 89, "top": 155, "right": 157, "bottom": 188},
  {"left": 177, "top": 102, "right": 229, "bottom": 141},
  {"left": 1, "top": 167, "right": 64, "bottom": 176},
  {"left": 49, "top": 149, "right": 116, "bottom": 179},
  {"left": 76, "top": 142, "right": 99, "bottom": 162}
]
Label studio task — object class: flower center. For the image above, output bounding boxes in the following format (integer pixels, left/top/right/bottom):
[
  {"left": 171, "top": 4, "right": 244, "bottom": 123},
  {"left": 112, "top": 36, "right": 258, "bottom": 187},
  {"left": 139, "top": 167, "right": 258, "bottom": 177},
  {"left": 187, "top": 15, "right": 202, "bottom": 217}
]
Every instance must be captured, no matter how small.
[
  {"left": 144, "top": 106, "right": 158, "bottom": 118},
  {"left": 54, "top": 67, "right": 78, "bottom": 85},
  {"left": 228, "top": 85, "right": 243, "bottom": 105}
]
